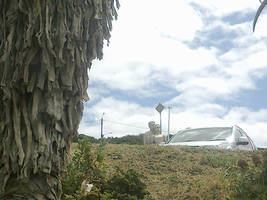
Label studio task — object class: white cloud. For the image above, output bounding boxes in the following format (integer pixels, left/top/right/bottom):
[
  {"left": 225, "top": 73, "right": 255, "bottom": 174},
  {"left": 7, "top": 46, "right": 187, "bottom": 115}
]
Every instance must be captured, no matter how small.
[
  {"left": 79, "top": 97, "right": 157, "bottom": 138},
  {"left": 91, "top": 0, "right": 267, "bottom": 98},
  {"left": 92, "top": 35, "right": 218, "bottom": 93},
  {"left": 189, "top": 0, "right": 258, "bottom": 16},
  {"left": 90, "top": 0, "right": 209, "bottom": 92},
  {"left": 80, "top": 0, "right": 267, "bottom": 148},
  {"left": 223, "top": 108, "right": 267, "bottom": 147},
  {"left": 91, "top": 61, "right": 151, "bottom": 91},
  {"left": 224, "top": 107, "right": 267, "bottom": 124},
  {"left": 241, "top": 123, "right": 267, "bottom": 148},
  {"left": 116, "top": 0, "right": 203, "bottom": 41},
  {"left": 149, "top": 0, "right": 203, "bottom": 41},
  {"left": 79, "top": 95, "right": 267, "bottom": 147}
]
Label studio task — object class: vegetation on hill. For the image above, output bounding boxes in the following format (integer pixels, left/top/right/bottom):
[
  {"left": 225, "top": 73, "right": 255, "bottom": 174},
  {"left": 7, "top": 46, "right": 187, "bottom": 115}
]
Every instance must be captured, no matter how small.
[
  {"left": 66, "top": 139, "right": 267, "bottom": 200},
  {"left": 73, "top": 134, "right": 101, "bottom": 143},
  {"left": 63, "top": 140, "right": 151, "bottom": 200},
  {"left": 75, "top": 134, "right": 145, "bottom": 145},
  {"left": 102, "top": 144, "right": 267, "bottom": 200},
  {"left": 105, "top": 135, "right": 145, "bottom": 145}
]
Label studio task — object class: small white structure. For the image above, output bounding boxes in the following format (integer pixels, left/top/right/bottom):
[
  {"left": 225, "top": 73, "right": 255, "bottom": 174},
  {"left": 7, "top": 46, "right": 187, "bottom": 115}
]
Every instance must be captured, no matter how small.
[
  {"left": 143, "top": 121, "right": 165, "bottom": 144},
  {"left": 80, "top": 180, "right": 93, "bottom": 194}
]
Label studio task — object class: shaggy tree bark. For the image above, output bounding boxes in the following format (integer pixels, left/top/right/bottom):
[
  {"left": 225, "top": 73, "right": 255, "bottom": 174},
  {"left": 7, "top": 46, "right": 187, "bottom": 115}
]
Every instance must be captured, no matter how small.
[{"left": 0, "top": 0, "right": 119, "bottom": 199}]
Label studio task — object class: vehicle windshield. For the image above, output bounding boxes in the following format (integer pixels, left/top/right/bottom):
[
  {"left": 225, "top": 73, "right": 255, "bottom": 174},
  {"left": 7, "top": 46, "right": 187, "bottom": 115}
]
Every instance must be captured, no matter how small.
[{"left": 169, "top": 127, "right": 232, "bottom": 143}]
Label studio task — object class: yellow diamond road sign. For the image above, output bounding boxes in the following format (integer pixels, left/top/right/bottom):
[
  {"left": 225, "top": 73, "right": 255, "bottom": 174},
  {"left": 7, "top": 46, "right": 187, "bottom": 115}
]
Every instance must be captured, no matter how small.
[{"left": 156, "top": 103, "right": 164, "bottom": 113}]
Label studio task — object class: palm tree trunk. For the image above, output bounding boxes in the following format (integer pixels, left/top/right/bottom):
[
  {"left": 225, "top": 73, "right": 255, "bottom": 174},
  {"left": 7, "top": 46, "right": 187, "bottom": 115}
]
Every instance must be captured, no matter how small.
[{"left": 0, "top": 0, "right": 119, "bottom": 199}]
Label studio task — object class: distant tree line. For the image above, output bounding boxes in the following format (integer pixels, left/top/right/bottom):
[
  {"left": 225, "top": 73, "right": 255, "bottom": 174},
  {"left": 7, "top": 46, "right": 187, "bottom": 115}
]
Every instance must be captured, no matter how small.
[
  {"left": 73, "top": 134, "right": 100, "bottom": 143},
  {"left": 105, "top": 134, "right": 144, "bottom": 145},
  {"left": 73, "top": 134, "right": 144, "bottom": 145},
  {"left": 74, "top": 133, "right": 174, "bottom": 145},
  {"left": 74, "top": 134, "right": 145, "bottom": 145}
]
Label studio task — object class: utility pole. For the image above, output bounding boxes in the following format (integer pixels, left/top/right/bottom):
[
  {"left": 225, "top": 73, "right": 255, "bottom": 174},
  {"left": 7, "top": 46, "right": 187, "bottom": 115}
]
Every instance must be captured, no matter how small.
[
  {"left": 167, "top": 106, "right": 171, "bottom": 142},
  {"left": 100, "top": 113, "right": 105, "bottom": 139},
  {"left": 160, "top": 112, "right": 162, "bottom": 135}
]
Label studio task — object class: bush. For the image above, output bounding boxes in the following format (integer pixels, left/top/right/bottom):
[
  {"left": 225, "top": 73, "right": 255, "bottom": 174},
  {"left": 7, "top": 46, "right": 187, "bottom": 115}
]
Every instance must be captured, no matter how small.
[
  {"left": 228, "top": 153, "right": 267, "bottom": 200},
  {"left": 62, "top": 139, "right": 106, "bottom": 196},
  {"left": 62, "top": 139, "right": 151, "bottom": 200},
  {"left": 104, "top": 167, "right": 149, "bottom": 200},
  {"left": 105, "top": 135, "right": 144, "bottom": 145},
  {"left": 73, "top": 134, "right": 145, "bottom": 145},
  {"left": 261, "top": 151, "right": 267, "bottom": 185},
  {"left": 73, "top": 134, "right": 100, "bottom": 143}
]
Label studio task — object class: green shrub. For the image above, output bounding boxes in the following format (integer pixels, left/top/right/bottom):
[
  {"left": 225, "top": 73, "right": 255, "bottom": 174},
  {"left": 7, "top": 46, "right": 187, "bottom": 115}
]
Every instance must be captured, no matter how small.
[
  {"left": 62, "top": 139, "right": 151, "bottom": 200},
  {"left": 62, "top": 139, "right": 106, "bottom": 196},
  {"left": 200, "top": 154, "right": 235, "bottom": 169},
  {"left": 228, "top": 155, "right": 267, "bottom": 200},
  {"left": 261, "top": 151, "right": 267, "bottom": 185},
  {"left": 74, "top": 134, "right": 145, "bottom": 145},
  {"left": 104, "top": 167, "right": 149, "bottom": 200},
  {"left": 105, "top": 135, "right": 144, "bottom": 145}
]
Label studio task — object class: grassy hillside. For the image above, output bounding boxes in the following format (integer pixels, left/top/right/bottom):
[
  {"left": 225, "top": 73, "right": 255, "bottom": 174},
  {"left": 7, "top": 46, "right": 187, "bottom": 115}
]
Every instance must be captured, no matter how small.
[{"left": 99, "top": 144, "right": 266, "bottom": 200}]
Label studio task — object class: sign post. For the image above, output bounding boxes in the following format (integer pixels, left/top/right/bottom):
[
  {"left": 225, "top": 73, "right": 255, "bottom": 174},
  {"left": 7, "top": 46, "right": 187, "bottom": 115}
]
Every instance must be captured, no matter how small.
[{"left": 155, "top": 103, "right": 164, "bottom": 135}]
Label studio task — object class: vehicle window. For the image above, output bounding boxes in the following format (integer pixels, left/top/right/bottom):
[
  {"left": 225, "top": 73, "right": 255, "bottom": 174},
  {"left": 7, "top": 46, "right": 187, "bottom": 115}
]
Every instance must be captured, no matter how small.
[
  {"left": 236, "top": 128, "right": 252, "bottom": 148},
  {"left": 169, "top": 127, "right": 232, "bottom": 143},
  {"left": 236, "top": 129, "right": 244, "bottom": 137}
]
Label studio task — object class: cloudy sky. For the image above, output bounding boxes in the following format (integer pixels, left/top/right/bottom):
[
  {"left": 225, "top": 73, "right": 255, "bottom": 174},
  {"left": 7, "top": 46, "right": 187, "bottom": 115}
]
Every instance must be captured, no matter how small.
[{"left": 78, "top": 0, "right": 267, "bottom": 148}]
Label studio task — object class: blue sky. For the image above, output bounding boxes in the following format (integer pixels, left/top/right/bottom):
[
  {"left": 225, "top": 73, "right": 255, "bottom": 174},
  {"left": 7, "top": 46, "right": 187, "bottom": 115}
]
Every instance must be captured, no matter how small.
[{"left": 79, "top": 0, "right": 267, "bottom": 148}]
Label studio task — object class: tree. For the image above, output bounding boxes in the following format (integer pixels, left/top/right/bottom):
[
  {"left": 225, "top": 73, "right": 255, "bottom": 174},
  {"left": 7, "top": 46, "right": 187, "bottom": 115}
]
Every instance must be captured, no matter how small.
[
  {"left": 0, "top": 0, "right": 119, "bottom": 199},
  {"left": 253, "top": 0, "right": 267, "bottom": 31}
]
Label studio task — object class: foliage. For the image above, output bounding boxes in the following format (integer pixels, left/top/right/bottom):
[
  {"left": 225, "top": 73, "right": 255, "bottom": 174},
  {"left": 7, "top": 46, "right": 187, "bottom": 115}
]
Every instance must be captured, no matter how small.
[
  {"left": 73, "top": 134, "right": 100, "bottom": 143},
  {"left": 104, "top": 167, "right": 150, "bottom": 200},
  {"left": 62, "top": 139, "right": 106, "bottom": 196},
  {"left": 105, "top": 134, "right": 144, "bottom": 145},
  {"left": 100, "top": 144, "right": 267, "bottom": 200},
  {"left": 76, "top": 134, "right": 145, "bottom": 145},
  {"left": 261, "top": 151, "right": 267, "bottom": 184},
  {"left": 228, "top": 153, "right": 267, "bottom": 200},
  {"left": 62, "top": 139, "right": 151, "bottom": 200},
  {"left": 253, "top": 0, "right": 267, "bottom": 31},
  {"left": 65, "top": 142, "right": 267, "bottom": 200}
]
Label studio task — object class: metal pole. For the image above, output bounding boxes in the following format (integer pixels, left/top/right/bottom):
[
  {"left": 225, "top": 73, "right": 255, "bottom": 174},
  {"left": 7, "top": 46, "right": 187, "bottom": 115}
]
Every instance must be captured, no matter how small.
[
  {"left": 167, "top": 106, "right": 171, "bottom": 141},
  {"left": 156, "top": 103, "right": 164, "bottom": 135},
  {"left": 100, "top": 113, "right": 105, "bottom": 139},
  {"left": 160, "top": 112, "right": 162, "bottom": 135},
  {"left": 100, "top": 117, "right": 103, "bottom": 139}
]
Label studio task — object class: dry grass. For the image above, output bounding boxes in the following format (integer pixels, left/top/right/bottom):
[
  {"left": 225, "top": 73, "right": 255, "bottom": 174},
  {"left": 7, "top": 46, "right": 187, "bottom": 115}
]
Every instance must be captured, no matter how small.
[
  {"left": 69, "top": 142, "right": 266, "bottom": 199},
  {"left": 97, "top": 144, "right": 265, "bottom": 200}
]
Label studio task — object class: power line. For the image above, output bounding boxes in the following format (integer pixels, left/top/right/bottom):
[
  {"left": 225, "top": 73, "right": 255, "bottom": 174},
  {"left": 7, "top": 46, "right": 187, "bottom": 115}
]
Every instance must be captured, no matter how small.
[
  {"left": 103, "top": 119, "right": 177, "bottom": 134},
  {"left": 83, "top": 116, "right": 177, "bottom": 134},
  {"left": 104, "top": 119, "right": 148, "bottom": 130}
]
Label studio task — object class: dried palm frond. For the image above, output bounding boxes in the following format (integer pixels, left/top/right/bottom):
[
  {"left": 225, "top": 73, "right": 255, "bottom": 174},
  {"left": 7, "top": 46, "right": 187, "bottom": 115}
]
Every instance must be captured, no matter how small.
[{"left": 253, "top": 0, "right": 267, "bottom": 31}]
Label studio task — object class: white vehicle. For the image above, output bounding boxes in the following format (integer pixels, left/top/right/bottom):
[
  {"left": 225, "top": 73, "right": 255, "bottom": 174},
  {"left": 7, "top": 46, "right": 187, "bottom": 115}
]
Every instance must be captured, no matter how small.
[{"left": 164, "top": 126, "right": 257, "bottom": 150}]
